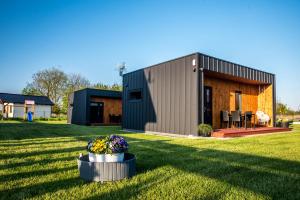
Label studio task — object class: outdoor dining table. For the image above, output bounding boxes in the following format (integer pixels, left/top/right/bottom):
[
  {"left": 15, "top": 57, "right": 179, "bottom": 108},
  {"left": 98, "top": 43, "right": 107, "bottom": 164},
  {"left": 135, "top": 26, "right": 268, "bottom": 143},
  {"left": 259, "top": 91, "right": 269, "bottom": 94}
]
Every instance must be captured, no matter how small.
[
  {"left": 241, "top": 113, "right": 256, "bottom": 129},
  {"left": 228, "top": 112, "right": 256, "bottom": 129}
]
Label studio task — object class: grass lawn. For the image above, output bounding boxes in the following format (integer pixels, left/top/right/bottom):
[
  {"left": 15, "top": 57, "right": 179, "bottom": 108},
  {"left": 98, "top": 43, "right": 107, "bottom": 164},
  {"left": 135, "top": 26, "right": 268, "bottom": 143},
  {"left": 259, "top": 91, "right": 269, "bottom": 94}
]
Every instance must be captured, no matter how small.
[{"left": 0, "top": 121, "right": 300, "bottom": 200}]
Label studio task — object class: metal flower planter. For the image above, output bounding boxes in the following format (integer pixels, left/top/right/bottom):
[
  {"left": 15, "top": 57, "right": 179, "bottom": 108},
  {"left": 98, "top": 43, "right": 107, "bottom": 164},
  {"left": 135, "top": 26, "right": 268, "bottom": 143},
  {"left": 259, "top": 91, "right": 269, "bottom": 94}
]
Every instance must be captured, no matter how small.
[{"left": 77, "top": 153, "right": 136, "bottom": 182}]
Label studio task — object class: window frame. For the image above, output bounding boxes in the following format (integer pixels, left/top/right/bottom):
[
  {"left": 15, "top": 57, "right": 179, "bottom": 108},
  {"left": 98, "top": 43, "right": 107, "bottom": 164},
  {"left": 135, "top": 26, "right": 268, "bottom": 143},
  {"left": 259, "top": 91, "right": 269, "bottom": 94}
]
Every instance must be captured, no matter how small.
[
  {"left": 235, "top": 91, "right": 242, "bottom": 111},
  {"left": 128, "top": 89, "right": 143, "bottom": 102}
]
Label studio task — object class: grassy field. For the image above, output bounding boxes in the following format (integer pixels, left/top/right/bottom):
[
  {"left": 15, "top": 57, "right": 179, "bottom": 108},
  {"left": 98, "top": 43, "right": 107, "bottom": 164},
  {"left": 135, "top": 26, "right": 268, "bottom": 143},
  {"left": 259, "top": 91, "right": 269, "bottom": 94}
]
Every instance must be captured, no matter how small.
[{"left": 0, "top": 121, "right": 299, "bottom": 200}]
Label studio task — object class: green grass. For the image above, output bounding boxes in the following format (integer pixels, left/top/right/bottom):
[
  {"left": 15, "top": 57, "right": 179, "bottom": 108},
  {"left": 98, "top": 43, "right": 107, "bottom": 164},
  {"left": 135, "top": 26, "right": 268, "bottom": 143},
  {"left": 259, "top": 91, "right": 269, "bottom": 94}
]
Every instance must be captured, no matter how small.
[{"left": 0, "top": 121, "right": 300, "bottom": 200}]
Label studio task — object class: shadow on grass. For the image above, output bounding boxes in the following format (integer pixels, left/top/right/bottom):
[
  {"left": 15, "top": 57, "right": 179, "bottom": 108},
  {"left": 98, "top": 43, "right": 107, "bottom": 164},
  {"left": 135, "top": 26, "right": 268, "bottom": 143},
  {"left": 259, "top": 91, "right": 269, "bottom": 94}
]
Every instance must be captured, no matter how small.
[
  {"left": 0, "top": 177, "right": 85, "bottom": 199},
  {"left": 0, "top": 139, "right": 79, "bottom": 147},
  {"left": 0, "top": 122, "right": 123, "bottom": 141},
  {"left": 0, "top": 146, "right": 84, "bottom": 160},
  {"left": 0, "top": 156, "right": 77, "bottom": 170},
  {"left": 0, "top": 165, "right": 77, "bottom": 183}
]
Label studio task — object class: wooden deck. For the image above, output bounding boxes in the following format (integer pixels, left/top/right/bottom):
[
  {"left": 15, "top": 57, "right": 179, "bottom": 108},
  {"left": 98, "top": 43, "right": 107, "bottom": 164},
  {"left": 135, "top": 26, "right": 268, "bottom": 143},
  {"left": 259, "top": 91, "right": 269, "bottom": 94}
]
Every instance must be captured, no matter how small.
[{"left": 212, "top": 127, "right": 291, "bottom": 138}]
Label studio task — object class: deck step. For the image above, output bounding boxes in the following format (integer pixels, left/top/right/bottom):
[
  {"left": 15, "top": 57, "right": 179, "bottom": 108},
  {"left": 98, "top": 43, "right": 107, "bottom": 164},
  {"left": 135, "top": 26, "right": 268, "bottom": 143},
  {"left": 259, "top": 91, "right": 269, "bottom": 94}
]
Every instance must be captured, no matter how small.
[{"left": 212, "top": 127, "right": 291, "bottom": 138}]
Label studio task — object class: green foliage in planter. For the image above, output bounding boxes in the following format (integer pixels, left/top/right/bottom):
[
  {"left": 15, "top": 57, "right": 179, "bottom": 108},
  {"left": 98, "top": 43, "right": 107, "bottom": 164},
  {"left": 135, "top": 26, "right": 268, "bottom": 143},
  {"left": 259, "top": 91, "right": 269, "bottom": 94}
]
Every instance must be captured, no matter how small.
[
  {"left": 276, "top": 118, "right": 293, "bottom": 128},
  {"left": 198, "top": 123, "right": 213, "bottom": 137}
]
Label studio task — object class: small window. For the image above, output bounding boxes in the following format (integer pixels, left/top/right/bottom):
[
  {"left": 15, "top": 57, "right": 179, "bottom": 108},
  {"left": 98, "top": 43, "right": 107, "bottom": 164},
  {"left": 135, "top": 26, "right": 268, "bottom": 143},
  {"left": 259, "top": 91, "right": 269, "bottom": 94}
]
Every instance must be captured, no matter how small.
[
  {"left": 9, "top": 105, "right": 13, "bottom": 113},
  {"left": 235, "top": 91, "right": 242, "bottom": 111},
  {"left": 129, "top": 89, "right": 142, "bottom": 101}
]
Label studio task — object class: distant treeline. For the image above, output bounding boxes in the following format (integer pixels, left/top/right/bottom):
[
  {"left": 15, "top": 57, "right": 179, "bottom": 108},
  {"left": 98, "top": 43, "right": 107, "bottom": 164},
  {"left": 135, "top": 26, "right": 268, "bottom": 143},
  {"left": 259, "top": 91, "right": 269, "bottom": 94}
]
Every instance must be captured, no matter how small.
[
  {"left": 276, "top": 102, "right": 300, "bottom": 115},
  {"left": 22, "top": 67, "right": 122, "bottom": 114}
]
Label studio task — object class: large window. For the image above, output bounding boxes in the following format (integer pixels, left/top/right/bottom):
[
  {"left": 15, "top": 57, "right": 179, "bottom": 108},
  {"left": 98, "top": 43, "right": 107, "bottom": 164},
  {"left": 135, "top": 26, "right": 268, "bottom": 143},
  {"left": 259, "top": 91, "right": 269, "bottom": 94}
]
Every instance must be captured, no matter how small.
[
  {"left": 129, "top": 89, "right": 142, "bottom": 101},
  {"left": 235, "top": 91, "right": 242, "bottom": 111}
]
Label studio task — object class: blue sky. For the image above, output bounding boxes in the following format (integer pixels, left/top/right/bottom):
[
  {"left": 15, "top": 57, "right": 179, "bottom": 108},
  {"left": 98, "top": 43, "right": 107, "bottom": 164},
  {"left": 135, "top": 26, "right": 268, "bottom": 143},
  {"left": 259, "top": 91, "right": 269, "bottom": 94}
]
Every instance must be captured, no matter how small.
[{"left": 0, "top": 0, "right": 299, "bottom": 110}]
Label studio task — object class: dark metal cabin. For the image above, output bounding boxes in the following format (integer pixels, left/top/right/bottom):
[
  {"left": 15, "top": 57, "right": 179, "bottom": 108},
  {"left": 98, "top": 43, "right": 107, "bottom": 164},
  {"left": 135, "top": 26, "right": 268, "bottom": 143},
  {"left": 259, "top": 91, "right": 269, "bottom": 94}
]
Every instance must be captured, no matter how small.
[
  {"left": 122, "top": 53, "right": 276, "bottom": 136},
  {"left": 68, "top": 88, "right": 122, "bottom": 125}
]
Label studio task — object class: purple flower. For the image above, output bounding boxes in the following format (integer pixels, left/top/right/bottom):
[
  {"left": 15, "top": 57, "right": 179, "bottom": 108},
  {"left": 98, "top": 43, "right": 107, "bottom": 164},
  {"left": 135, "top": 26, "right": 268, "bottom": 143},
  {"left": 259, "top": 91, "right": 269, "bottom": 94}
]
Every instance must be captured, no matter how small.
[{"left": 107, "top": 135, "right": 128, "bottom": 153}]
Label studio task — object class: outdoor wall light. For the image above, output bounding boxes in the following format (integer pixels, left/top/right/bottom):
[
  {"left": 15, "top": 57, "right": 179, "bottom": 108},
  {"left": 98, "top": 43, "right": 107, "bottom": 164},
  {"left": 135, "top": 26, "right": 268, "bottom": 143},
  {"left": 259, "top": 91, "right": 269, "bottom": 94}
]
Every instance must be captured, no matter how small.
[{"left": 192, "top": 59, "right": 196, "bottom": 66}]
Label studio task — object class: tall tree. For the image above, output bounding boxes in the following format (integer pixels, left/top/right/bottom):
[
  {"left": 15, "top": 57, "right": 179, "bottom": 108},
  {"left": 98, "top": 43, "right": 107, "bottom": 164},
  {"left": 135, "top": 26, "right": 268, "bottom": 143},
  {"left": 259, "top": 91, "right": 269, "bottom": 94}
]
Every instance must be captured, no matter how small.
[
  {"left": 93, "top": 83, "right": 110, "bottom": 90},
  {"left": 276, "top": 102, "right": 288, "bottom": 115},
  {"left": 22, "top": 67, "right": 68, "bottom": 105},
  {"left": 66, "top": 73, "right": 90, "bottom": 92},
  {"left": 110, "top": 83, "right": 122, "bottom": 91},
  {"left": 61, "top": 73, "right": 90, "bottom": 113},
  {"left": 22, "top": 83, "right": 43, "bottom": 96}
]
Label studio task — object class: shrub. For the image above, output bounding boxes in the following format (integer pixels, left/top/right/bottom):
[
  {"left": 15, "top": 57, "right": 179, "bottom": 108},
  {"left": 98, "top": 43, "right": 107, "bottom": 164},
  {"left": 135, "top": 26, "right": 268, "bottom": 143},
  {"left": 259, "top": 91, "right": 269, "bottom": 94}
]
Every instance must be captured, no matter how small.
[
  {"left": 198, "top": 124, "right": 213, "bottom": 137},
  {"left": 35, "top": 117, "right": 48, "bottom": 121},
  {"left": 276, "top": 118, "right": 293, "bottom": 128},
  {"left": 7, "top": 117, "right": 24, "bottom": 121}
]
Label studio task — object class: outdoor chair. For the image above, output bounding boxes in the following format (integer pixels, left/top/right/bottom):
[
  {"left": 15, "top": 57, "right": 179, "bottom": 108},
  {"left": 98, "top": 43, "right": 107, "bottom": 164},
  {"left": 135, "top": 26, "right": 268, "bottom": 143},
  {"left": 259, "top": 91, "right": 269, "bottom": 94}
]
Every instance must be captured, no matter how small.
[
  {"left": 109, "top": 114, "right": 115, "bottom": 123},
  {"left": 109, "top": 114, "right": 122, "bottom": 123},
  {"left": 220, "top": 110, "right": 230, "bottom": 128},
  {"left": 231, "top": 111, "right": 241, "bottom": 128},
  {"left": 256, "top": 111, "right": 270, "bottom": 126},
  {"left": 244, "top": 111, "right": 253, "bottom": 128}
]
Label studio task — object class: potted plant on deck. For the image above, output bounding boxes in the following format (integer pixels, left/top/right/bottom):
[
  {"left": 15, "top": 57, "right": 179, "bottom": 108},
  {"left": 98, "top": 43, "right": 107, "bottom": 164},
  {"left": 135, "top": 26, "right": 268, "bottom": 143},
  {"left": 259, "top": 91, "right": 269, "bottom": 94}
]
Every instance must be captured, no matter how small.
[
  {"left": 87, "top": 135, "right": 129, "bottom": 162},
  {"left": 198, "top": 124, "right": 213, "bottom": 137}
]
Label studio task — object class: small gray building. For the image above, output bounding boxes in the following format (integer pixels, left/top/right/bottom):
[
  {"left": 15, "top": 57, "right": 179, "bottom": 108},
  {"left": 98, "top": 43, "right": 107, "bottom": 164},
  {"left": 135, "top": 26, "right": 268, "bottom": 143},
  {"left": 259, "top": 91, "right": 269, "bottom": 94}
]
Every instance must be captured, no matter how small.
[
  {"left": 68, "top": 88, "right": 122, "bottom": 125},
  {"left": 0, "top": 93, "right": 53, "bottom": 119},
  {"left": 122, "top": 52, "right": 276, "bottom": 135}
]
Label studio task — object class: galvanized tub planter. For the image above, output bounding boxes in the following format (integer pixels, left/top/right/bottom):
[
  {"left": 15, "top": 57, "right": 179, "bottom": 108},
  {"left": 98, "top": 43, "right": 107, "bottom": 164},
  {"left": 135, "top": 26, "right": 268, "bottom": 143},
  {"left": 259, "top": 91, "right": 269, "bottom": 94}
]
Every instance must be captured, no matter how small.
[{"left": 77, "top": 153, "right": 136, "bottom": 182}]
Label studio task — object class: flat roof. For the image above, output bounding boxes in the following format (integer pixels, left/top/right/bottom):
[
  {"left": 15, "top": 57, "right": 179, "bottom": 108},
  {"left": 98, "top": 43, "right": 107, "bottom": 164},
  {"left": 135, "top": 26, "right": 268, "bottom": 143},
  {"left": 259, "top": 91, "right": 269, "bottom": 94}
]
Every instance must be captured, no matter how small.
[
  {"left": 124, "top": 52, "right": 274, "bottom": 76},
  {"left": 0, "top": 93, "right": 54, "bottom": 105},
  {"left": 75, "top": 88, "right": 122, "bottom": 98},
  {"left": 124, "top": 52, "right": 274, "bottom": 84}
]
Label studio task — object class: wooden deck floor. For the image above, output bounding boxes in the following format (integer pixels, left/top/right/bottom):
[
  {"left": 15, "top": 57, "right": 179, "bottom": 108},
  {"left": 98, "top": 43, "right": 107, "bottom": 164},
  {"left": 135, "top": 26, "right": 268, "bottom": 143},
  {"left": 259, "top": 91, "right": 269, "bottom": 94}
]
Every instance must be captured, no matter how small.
[{"left": 212, "top": 127, "right": 292, "bottom": 138}]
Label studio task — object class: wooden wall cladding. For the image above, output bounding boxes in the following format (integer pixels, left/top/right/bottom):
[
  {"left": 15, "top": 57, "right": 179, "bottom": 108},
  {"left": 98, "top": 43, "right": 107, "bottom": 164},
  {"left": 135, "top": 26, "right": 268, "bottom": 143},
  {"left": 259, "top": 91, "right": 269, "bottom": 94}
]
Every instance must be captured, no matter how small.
[
  {"left": 257, "top": 84, "right": 273, "bottom": 127},
  {"left": 204, "top": 76, "right": 260, "bottom": 129},
  {"left": 204, "top": 76, "right": 274, "bottom": 128},
  {"left": 90, "top": 97, "right": 122, "bottom": 124}
]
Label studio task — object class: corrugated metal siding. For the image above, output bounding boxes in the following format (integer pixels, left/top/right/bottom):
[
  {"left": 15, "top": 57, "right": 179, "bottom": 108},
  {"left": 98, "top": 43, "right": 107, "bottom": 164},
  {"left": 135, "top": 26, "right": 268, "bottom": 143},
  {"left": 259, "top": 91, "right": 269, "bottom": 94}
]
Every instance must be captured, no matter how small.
[
  {"left": 71, "top": 90, "right": 87, "bottom": 125},
  {"left": 199, "top": 53, "right": 274, "bottom": 84},
  {"left": 122, "top": 54, "right": 199, "bottom": 135}
]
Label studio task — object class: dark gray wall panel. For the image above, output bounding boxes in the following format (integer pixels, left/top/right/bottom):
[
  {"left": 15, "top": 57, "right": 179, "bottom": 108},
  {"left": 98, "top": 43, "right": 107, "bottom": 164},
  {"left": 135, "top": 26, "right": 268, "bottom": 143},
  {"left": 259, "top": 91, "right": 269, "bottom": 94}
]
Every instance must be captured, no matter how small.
[
  {"left": 122, "top": 54, "right": 199, "bottom": 135},
  {"left": 71, "top": 90, "right": 87, "bottom": 125}
]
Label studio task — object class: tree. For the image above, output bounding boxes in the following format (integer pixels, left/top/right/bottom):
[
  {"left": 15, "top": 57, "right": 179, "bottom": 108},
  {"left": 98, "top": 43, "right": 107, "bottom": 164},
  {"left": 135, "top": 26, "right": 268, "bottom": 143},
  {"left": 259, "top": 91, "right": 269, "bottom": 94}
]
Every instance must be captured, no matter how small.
[
  {"left": 61, "top": 73, "right": 90, "bottom": 113},
  {"left": 66, "top": 73, "right": 90, "bottom": 92},
  {"left": 93, "top": 83, "right": 122, "bottom": 91},
  {"left": 110, "top": 83, "right": 122, "bottom": 91},
  {"left": 22, "top": 67, "right": 68, "bottom": 105},
  {"left": 22, "top": 83, "right": 43, "bottom": 96},
  {"left": 23, "top": 67, "right": 122, "bottom": 114},
  {"left": 93, "top": 83, "right": 110, "bottom": 90},
  {"left": 276, "top": 102, "right": 288, "bottom": 115}
]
